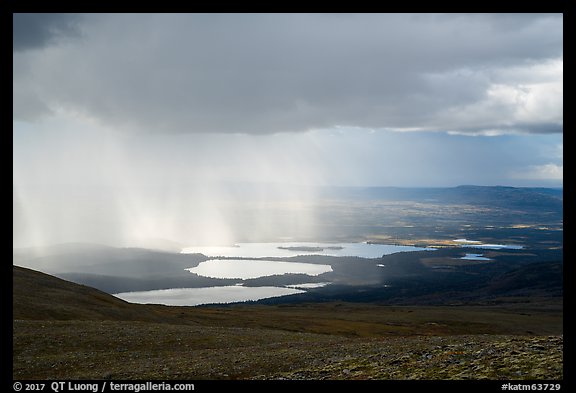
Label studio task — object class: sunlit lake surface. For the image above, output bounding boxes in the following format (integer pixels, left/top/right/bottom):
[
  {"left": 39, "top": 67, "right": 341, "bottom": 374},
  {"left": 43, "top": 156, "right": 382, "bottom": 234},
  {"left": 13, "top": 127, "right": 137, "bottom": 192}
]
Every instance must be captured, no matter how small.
[
  {"left": 460, "top": 253, "right": 492, "bottom": 261},
  {"left": 285, "top": 282, "right": 331, "bottom": 289},
  {"left": 187, "top": 259, "right": 333, "bottom": 279},
  {"left": 114, "top": 286, "right": 305, "bottom": 306},
  {"left": 181, "top": 242, "right": 435, "bottom": 258},
  {"left": 463, "top": 243, "right": 523, "bottom": 250},
  {"left": 454, "top": 239, "right": 523, "bottom": 250}
]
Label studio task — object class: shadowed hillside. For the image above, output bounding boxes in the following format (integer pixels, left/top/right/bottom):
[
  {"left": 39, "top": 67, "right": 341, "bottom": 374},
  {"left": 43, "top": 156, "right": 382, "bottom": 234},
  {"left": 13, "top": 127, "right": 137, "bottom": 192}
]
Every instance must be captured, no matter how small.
[{"left": 13, "top": 265, "right": 174, "bottom": 323}]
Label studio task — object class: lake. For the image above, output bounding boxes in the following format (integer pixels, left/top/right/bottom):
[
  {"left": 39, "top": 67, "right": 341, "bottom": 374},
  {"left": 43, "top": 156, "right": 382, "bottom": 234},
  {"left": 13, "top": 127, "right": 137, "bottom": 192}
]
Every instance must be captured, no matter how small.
[
  {"left": 460, "top": 253, "right": 492, "bottom": 261},
  {"left": 181, "top": 241, "right": 435, "bottom": 258},
  {"left": 187, "top": 259, "right": 333, "bottom": 279},
  {"left": 454, "top": 238, "right": 523, "bottom": 250},
  {"left": 114, "top": 286, "right": 305, "bottom": 306},
  {"left": 183, "top": 241, "right": 433, "bottom": 281}
]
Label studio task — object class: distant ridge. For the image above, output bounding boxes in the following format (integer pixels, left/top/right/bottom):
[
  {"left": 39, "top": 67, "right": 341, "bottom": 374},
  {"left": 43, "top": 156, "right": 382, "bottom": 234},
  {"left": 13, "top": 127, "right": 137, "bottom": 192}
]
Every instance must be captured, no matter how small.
[{"left": 316, "top": 184, "right": 562, "bottom": 210}]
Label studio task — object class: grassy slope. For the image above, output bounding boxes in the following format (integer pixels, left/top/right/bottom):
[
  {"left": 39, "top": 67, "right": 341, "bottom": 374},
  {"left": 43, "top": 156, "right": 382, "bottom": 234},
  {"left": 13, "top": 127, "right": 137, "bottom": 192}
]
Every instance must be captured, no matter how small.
[
  {"left": 13, "top": 266, "right": 563, "bottom": 380},
  {"left": 13, "top": 265, "right": 176, "bottom": 323}
]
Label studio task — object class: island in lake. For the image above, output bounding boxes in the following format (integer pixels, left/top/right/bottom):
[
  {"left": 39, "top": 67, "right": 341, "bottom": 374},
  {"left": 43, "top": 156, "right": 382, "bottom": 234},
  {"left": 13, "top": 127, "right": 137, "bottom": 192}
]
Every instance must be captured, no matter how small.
[{"left": 277, "top": 245, "right": 344, "bottom": 252}]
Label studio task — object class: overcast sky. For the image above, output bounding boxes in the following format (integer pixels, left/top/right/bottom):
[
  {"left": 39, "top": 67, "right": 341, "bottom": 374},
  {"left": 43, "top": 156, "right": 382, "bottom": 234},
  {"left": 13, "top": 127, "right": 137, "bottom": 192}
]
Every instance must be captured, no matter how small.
[
  {"left": 13, "top": 13, "right": 563, "bottom": 185},
  {"left": 12, "top": 13, "right": 563, "bottom": 247}
]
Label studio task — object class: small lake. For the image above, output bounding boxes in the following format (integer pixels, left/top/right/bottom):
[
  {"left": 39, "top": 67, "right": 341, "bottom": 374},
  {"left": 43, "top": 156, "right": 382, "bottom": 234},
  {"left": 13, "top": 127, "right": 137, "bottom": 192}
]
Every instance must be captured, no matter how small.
[
  {"left": 454, "top": 238, "right": 523, "bottom": 250},
  {"left": 285, "top": 282, "right": 331, "bottom": 289},
  {"left": 460, "top": 253, "right": 492, "bottom": 261},
  {"left": 463, "top": 243, "right": 523, "bottom": 250},
  {"left": 188, "top": 259, "right": 333, "bottom": 280},
  {"left": 181, "top": 242, "right": 435, "bottom": 259},
  {"left": 114, "top": 286, "right": 305, "bottom": 306}
]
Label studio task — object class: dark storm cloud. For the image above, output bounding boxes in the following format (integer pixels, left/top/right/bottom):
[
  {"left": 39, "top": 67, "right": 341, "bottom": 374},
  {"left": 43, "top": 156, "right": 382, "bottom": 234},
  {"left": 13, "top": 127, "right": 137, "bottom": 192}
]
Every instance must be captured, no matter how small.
[
  {"left": 13, "top": 13, "right": 82, "bottom": 52},
  {"left": 12, "top": 13, "right": 562, "bottom": 134}
]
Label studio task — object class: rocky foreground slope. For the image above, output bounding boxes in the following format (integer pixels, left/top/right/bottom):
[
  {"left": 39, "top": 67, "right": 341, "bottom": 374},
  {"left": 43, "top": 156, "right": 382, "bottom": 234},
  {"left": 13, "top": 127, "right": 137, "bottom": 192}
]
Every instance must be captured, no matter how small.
[{"left": 14, "top": 319, "right": 562, "bottom": 380}]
